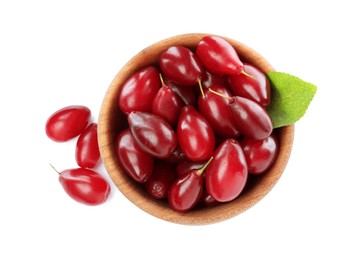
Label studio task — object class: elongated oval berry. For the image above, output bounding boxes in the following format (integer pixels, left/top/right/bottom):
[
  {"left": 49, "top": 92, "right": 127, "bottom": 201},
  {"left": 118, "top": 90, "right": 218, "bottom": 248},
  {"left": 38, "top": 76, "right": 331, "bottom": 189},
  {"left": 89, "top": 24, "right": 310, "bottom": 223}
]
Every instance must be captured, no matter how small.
[
  {"left": 144, "top": 160, "right": 177, "bottom": 200},
  {"left": 168, "top": 170, "right": 203, "bottom": 212},
  {"left": 45, "top": 105, "right": 91, "bottom": 142},
  {"left": 198, "top": 85, "right": 239, "bottom": 138},
  {"left": 151, "top": 85, "right": 183, "bottom": 127},
  {"left": 205, "top": 139, "right": 248, "bottom": 202},
  {"left": 160, "top": 46, "right": 204, "bottom": 86},
  {"left": 118, "top": 66, "right": 160, "bottom": 114},
  {"left": 75, "top": 123, "right": 100, "bottom": 169},
  {"left": 168, "top": 157, "right": 212, "bottom": 211},
  {"left": 115, "top": 129, "right": 154, "bottom": 183},
  {"left": 240, "top": 133, "right": 278, "bottom": 174},
  {"left": 227, "top": 63, "right": 271, "bottom": 108},
  {"left": 128, "top": 111, "right": 177, "bottom": 158},
  {"left": 177, "top": 106, "right": 215, "bottom": 161},
  {"left": 57, "top": 167, "right": 110, "bottom": 206},
  {"left": 196, "top": 35, "right": 244, "bottom": 76},
  {"left": 229, "top": 96, "right": 273, "bottom": 140}
]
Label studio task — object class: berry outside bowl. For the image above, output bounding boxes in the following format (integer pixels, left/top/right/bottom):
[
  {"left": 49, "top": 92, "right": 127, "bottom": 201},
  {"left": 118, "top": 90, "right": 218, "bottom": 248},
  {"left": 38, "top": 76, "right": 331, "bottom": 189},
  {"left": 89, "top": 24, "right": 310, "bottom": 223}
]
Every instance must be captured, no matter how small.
[{"left": 98, "top": 33, "right": 294, "bottom": 225}]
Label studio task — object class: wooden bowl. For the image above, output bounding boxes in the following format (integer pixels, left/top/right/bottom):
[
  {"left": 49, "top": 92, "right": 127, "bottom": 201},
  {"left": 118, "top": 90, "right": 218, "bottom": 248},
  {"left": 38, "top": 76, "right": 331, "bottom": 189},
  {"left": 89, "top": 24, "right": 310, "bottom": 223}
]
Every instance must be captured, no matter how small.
[{"left": 98, "top": 33, "right": 294, "bottom": 225}]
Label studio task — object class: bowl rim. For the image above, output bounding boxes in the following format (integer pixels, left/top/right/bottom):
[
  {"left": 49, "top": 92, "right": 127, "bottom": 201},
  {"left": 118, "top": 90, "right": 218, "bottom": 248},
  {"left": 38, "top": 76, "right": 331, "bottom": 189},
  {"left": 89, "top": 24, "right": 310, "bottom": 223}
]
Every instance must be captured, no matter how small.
[{"left": 98, "top": 33, "right": 295, "bottom": 225}]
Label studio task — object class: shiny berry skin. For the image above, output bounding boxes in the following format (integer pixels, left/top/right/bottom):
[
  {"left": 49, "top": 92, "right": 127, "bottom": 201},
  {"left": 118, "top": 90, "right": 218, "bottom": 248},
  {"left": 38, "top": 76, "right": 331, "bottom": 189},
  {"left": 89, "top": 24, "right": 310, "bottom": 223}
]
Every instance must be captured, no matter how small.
[
  {"left": 45, "top": 105, "right": 91, "bottom": 142},
  {"left": 201, "top": 70, "right": 228, "bottom": 89},
  {"left": 227, "top": 63, "right": 271, "bottom": 108},
  {"left": 168, "top": 169, "right": 203, "bottom": 212},
  {"left": 160, "top": 46, "right": 204, "bottom": 86},
  {"left": 240, "top": 133, "right": 278, "bottom": 174},
  {"left": 144, "top": 160, "right": 177, "bottom": 200},
  {"left": 168, "top": 157, "right": 212, "bottom": 211},
  {"left": 229, "top": 96, "right": 273, "bottom": 140},
  {"left": 58, "top": 167, "right": 110, "bottom": 206},
  {"left": 198, "top": 85, "right": 239, "bottom": 138},
  {"left": 177, "top": 106, "right": 215, "bottom": 161},
  {"left": 151, "top": 85, "right": 183, "bottom": 127},
  {"left": 115, "top": 129, "right": 154, "bottom": 183},
  {"left": 176, "top": 159, "right": 206, "bottom": 177},
  {"left": 205, "top": 139, "right": 248, "bottom": 202},
  {"left": 75, "top": 123, "right": 100, "bottom": 169},
  {"left": 196, "top": 35, "right": 244, "bottom": 76},
  {"left": 128, "top": 111, "right": 177, "bottom": 158},
  {"left": 118, "top": 66, "right": 160, "bottom": 114}
]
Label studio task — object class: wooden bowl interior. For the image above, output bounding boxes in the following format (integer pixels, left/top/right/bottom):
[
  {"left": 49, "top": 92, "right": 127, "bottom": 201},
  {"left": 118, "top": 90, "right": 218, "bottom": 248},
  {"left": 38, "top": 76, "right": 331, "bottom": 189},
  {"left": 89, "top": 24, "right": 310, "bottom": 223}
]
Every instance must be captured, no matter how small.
[{"left": 98, "top": 33, "right": 294, "bottom": 225}]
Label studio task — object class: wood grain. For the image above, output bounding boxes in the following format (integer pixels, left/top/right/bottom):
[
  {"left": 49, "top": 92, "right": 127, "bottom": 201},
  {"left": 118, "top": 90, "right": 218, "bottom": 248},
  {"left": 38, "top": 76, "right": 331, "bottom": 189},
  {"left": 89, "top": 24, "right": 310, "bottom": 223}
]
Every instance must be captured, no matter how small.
[{"left": 98, "top": 33, "right": 295, "bottom": 225}]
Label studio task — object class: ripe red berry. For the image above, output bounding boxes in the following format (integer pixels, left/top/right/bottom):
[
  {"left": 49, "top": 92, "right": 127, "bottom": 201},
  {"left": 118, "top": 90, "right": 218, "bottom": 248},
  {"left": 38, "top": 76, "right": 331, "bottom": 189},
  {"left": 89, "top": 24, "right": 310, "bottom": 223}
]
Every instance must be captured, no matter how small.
[
  {"left": 160, "top": 46, "right": 203, "bottom": 86},
  {"left": 205, "top": 139, "right": 248, "bottom": 202},
  {"left": 240, "top": 133, "right": 278, "bottom": 174},
  {"left": 45, "top": 105, "right": 90, "bottom": 142},
  {"left": 196, "top": 35, "right": 244, "bottom": 76},
  {"left": 177, "top": 106, "right": 215, "bottom": 161},
  {"left": 75, "top": 123, "right": 100, "bottom": 169},
  {"left": 115, "top": 129, "right": 154, "bottom": 183},
  {"left": 52, "top": 166, "right": 110, "bottom": 206},
  {"left": 118, "top": 66, "right": 160, "bottom": 114}
]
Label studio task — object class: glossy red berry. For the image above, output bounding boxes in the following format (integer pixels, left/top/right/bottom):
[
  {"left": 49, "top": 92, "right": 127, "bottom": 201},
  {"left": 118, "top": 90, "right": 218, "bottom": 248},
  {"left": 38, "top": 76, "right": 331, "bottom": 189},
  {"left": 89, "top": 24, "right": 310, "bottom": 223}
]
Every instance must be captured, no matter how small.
[
  {"left": 160, "top": 46, "right": 204, "bottom": 86},
  {"left": 118, "top": 66, "right": 160, "bottom": 114},
  {"left": 196, "top": 35, "right": 244, "bottom": 76},
  {"left": 151, "top": 85, "right": 183, "bottom": 127},
  {"left": 198, "top": 85, "right": 239, "bottom": 138},
  {"left": 115, "top": 129, "right": 154, "bottom": 183},
  {"left": 229, "top": 96, "right": 273, "bottom": 140},
  {"left": 75, "top": 123, "right": 100, "bottom": 169},
  {"left": 55, "top": 167, "right": 110, "bottom": 206},
  {"left": 168, "top": 170, "right": 203, "bottom": 212},
  {"left": 205, "top": 139, "right": 248, "bottom": 202},
  {"left": 240, "top": 133, "right": 278, "bottom": 174},
  {"left": 177, "top": 106, "right": 215, "bottom": 161},
  {"left": 45, "top": 105, "right": 91, "bottom": 142},
  {"left": 227, "top": 63, "right": 271, "bottom": 108},
  {"left": 168, "top": 157, "right": 212, "bottom": 211},
  {"left": 128, "top": 111, "right": 177, "bottom": 158}
]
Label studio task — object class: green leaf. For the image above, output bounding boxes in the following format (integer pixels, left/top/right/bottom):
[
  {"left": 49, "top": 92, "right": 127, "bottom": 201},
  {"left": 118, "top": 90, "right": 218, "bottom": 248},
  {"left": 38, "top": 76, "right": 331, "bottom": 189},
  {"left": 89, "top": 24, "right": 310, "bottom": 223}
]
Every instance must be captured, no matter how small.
[{"left": 266, "top": 72, "right": 317, "bottom": 128}]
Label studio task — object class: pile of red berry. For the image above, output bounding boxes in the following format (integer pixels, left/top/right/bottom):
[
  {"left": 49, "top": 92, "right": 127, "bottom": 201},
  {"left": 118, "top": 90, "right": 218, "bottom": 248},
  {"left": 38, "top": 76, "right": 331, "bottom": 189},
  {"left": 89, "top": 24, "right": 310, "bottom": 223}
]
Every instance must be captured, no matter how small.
[
  {"left": 115, "top": 35, "right": 279, "bottom": 212},
  {"left": 46, "top": 106, "right": 111, "bottom": 206}
]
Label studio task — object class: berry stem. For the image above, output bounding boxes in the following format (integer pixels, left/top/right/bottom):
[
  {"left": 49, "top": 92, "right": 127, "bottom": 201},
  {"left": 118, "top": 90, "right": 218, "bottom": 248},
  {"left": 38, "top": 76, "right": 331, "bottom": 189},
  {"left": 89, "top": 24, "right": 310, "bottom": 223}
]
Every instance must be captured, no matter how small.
[
  {"left": 49, "top": 163, "right": 60, "bottom": 175},
  {"left": 208, "top": 88, "right": 234, "bottom": 103},
  {"left": 159, "top": 73, "right": 166, "bottom": 87},
  {"left": 196, "top": 157, "right": 213, "bottom": 176},
  {"left": 240, "top": 70, "right": 254, "bottom": 78},
  {"left": 198, "top": 78, "right": 205, "bottom": 98}
]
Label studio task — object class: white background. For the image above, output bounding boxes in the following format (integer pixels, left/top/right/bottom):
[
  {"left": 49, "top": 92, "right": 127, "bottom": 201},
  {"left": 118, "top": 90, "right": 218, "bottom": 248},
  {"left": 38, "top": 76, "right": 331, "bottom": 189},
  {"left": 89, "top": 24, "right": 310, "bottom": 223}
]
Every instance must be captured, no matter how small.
[{"left": 1, "top": 0, "right": 343, "bottom": 259}]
